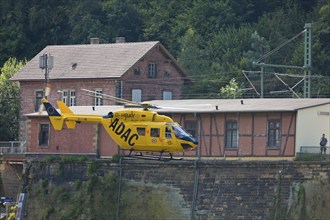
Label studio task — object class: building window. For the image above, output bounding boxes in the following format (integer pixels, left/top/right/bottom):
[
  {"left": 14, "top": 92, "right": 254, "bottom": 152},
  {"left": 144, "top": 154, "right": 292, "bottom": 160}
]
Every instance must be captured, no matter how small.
[
  {"left": 94, "top": 89, "right": 103, "bottom": 106},
  {"left": 38, "top": 123, "right": 50, "bottom": 147},
  {"left": 132, "top": 89, "right": 142, "bottom": 102},
  {"left": 185, "top": 121, "right": 197, "bottom": 137},
  {"left": 61, "top": 90, "right": 68, "bottom": 104},
  {"left": 60, "top": 89, "right": 76, "bottom": 106},
  {"left": 69, "top": 90, "right": 76, "bottom": 106},
  {"left": 163, "top": 90, "right": 173, "bottom": 100},
  {"left": 268, "top": 120, "right": 281, "bottom": 148},
  {"left": 225, "top": 121, "right": 238, "bottom": 148},
  {"left": 35, "top": 90, "right": 44, "bottom": 111},
  {"left": 148, "top": 63, "right": 157, "bottom": 77}
]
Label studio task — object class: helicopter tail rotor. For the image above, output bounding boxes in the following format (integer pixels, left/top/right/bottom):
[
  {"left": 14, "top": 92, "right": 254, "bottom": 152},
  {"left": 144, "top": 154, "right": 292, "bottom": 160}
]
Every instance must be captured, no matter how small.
[{"left": 38, "top": 83, "right": 51, "bottom": 114}]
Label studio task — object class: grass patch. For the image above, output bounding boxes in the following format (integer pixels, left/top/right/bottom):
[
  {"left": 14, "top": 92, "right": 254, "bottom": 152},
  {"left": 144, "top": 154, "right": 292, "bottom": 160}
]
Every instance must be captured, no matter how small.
[{"left": 294, "top": 153, "right": 330, "bottom": 161}]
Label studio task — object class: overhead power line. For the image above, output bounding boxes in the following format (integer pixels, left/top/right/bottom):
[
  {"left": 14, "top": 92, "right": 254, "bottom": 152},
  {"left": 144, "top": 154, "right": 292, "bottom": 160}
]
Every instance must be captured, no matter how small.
[{"left": 255, "top": 30, "right": 306, "bottom": 64}]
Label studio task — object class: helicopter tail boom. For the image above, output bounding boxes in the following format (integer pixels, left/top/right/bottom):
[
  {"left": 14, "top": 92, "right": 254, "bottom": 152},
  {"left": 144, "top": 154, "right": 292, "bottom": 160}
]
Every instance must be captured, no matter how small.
[
  {"left": 56, "top": 101, "right": 77, "bottom": 129},
  {"left": 43, "top": 99, "right": 105, "bottom": 130}
]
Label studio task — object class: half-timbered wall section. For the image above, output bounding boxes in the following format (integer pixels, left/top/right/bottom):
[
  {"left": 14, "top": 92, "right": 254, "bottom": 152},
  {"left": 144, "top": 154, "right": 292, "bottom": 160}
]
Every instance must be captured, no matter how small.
[{"left": 172, "top": 112, "right": 296, "bottom": 157}]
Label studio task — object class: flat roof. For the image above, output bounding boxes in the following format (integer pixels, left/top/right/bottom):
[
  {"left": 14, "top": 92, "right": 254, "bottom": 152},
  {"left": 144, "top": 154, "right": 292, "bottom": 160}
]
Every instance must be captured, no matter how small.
[{"left": 26, "top": 98, "right": 330, "bottom": 117}]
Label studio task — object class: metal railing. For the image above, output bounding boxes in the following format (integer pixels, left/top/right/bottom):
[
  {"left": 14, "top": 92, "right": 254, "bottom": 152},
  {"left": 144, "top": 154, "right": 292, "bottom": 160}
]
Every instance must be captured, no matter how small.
[
  {"left": 0, "top": 141, "right": 26, "bottom": 155},
  {"left": 300, "top": 146, "right": 329, "bottom": 154}
]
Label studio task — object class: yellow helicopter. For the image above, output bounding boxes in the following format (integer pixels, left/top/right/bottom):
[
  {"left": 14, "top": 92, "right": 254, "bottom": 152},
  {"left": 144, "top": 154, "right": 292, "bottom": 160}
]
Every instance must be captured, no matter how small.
[{"left": 42, "top": 89, "right": 198, "bottom": 160}]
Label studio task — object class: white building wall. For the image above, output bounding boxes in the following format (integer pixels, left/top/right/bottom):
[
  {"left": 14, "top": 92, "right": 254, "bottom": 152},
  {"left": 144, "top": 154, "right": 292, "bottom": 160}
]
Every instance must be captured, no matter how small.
[{"left": 296, "top": 103, "right": 330, "bottom": 154}]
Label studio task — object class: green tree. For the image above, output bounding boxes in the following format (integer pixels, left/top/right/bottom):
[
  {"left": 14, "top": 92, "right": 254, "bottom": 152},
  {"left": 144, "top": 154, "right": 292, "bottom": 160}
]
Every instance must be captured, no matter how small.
[
  {"left": 220, "top": 78, "right": 243, "bottom": 99},
  {"left": 308, "top": 1, "right": 330, "bottom": 97},
  {"left": 0, "top": 58, "right": 26, "bottom": 141},
  {"left": 101, "top": 0, "right": 143, "bottom": 42}
]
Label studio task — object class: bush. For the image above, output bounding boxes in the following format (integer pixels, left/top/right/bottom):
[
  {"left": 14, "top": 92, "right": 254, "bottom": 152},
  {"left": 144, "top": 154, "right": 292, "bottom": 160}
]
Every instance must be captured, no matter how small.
[{"left": 295, "top": 153, "right": 330, "bottom": 161}]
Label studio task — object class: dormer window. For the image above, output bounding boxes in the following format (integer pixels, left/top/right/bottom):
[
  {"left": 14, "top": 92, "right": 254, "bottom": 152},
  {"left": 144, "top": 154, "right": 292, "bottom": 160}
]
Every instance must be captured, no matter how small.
[
  {"left": 71, "top": 63, "right": 77, "bottom": 70},
  {"left": 148, "top": 63, "right": 157, "bottom": 77}
]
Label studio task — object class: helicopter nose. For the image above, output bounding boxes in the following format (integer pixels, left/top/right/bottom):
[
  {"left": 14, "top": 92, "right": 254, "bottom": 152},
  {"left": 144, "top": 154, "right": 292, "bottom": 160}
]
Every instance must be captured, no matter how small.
[{"left": 181, "top": 143, "right": 193, "bottom": 150}]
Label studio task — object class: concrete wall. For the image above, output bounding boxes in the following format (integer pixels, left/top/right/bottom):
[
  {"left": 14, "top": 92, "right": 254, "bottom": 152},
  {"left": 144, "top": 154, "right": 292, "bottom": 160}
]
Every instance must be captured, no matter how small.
[
  {"left": 296, "top": 104, "right": 330, "bottom": 153},
  {"left": 21, "top": 160, "right": 330, "bottom": 220},
  {"left": 118, "top": 160, "right": 329, "bottom": 219}
]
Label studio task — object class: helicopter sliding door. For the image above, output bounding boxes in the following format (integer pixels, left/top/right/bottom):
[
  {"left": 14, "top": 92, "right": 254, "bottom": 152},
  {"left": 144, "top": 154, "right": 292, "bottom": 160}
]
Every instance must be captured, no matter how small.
[
  {"left": 146, "top": 127, "right": 163, "bottom": 150},
  {"left": 146, "top": 124, "right": 181, "bottom": 152}
]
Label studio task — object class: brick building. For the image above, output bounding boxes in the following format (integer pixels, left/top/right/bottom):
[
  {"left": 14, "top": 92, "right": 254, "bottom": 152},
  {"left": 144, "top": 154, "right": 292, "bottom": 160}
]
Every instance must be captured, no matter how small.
[
  {"left": 11, "top": 39, "right": 190, "bottom": 141},
  {"left": 24, "top": 98, "right": 330, "bottom": 158}
]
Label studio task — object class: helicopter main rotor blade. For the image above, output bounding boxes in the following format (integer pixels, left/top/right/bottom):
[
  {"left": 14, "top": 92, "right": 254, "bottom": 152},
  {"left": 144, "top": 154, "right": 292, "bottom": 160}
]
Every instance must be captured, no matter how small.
[
  {"left": 82, "top": 93, "right": 129, "bottom": 105},
  {"left": 81, "top": 89, "right": 137, "bottom": 105},
  {"left": 81, "top": 89, "right": 159, "bottom": 109}
]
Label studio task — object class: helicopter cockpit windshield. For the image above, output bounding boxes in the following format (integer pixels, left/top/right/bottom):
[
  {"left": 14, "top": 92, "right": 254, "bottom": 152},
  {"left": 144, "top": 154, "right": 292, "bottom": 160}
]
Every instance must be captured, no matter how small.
[
  {"left": 171, "top": 124, "right": 192, "bottom": 138},
  {"left": 171, "top": 124, "right": 198, "bottom": 145}
]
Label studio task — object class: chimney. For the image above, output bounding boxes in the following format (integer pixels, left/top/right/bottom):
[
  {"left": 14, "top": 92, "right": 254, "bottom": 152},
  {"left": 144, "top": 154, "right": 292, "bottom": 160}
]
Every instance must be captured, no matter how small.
[
  {"left": 115, "top": 37, "right": 125, "bottom": 43},
  {"left": 90, "top": 38, "right": 99, "bottom": 44}
]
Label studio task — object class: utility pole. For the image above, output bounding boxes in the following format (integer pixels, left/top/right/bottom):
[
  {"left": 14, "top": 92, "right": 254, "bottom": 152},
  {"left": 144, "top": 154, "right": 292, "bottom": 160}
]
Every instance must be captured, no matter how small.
[
  {"left": 260, "top": 65, "right": 264, "bottom": 98},
  {"left": 39, "top": 54, "right": 53, "bottom": 98},
  {"left": 252, "top": 23, "right": 312, "bottom": 98},
  {"left": 303, "top": 23, "right": 312, "bottom": 98}
]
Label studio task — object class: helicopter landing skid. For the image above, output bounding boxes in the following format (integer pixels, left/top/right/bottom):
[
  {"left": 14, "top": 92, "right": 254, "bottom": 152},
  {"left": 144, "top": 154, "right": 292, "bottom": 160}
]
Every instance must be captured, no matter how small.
[{"left": 125, "top": 151, "right": 183, "bottom": 161}]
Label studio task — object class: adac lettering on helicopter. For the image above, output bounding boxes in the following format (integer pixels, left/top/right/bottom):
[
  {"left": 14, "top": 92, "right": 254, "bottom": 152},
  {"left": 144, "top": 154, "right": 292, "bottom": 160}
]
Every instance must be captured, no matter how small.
[{"left": 109, "top": 118, "right": 138, "bottom": 146}]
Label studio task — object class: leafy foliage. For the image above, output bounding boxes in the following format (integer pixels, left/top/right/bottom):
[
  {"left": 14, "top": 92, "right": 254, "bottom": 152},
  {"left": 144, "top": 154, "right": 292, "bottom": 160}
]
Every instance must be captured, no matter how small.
[
  {"left": 220, "top": 78, "right": 243, "bottom": 99},
  {"left": 0, "top": 0, "right": 328, "bottom": 99},
  {"left": 0, "top": 58, "right": 26, "bottom": 141}
]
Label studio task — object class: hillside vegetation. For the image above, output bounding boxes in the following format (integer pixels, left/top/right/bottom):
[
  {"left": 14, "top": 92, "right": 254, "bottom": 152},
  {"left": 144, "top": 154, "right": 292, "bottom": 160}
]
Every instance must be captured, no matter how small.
[{"left": 0, "top": 0, "right": 329, "bottom": 98}]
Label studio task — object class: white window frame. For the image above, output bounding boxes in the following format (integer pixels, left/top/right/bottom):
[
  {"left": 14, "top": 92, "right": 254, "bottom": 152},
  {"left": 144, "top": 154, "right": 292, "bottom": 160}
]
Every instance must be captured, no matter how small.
[
  {"left": 60, "top": 89, "right": 76, "bottom": 106},
  {"left": 163, "top": 90, "right": 173, "bottom": 100},
  {"left": 69, "top": 90, "right": 76, "bottom": 106},
  {"left": 94, "top": 89, "right": 103, "bottom": 106},
  {"left": 61, "top": 90, "right": 68, "bottom": 105},
  {"left": 132, "top": 89, "right": 142, "bottom": 102},
  {"left": 35, "top": 90, "right": 44, "bottom": 111},
  {"left": 148, "top": 63, "right": 157, "bottom": 77}
]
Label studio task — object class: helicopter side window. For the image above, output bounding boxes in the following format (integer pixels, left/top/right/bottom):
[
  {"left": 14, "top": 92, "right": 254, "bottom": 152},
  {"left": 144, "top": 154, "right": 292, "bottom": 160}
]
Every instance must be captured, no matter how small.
[
  {"left": 165, "top": 126, "right": 172, "bottom": 139},
  {"left": 137, "top": 127, "right": 145, "bottom": 136},
  {"left": 150, "top": 128, "right": 160, "bottom": 137}
]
